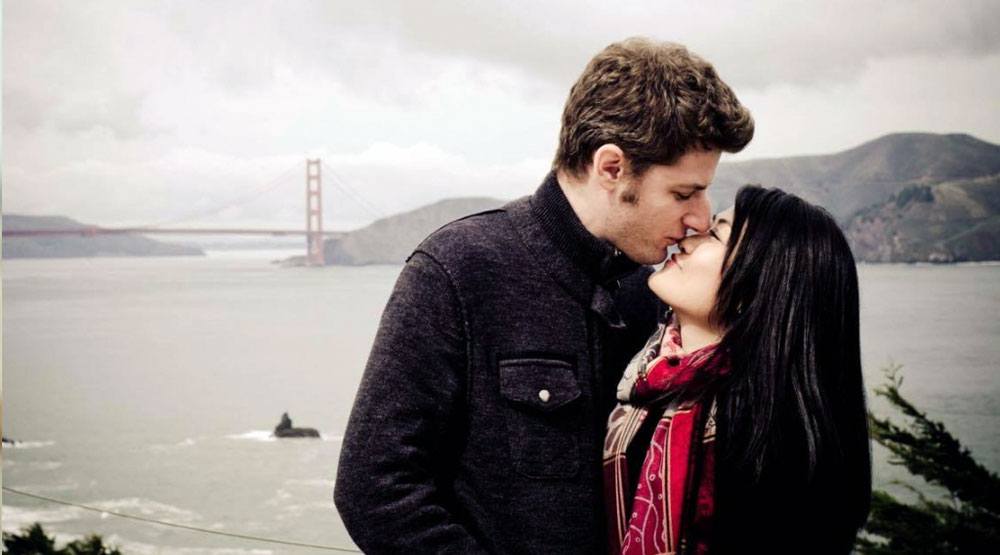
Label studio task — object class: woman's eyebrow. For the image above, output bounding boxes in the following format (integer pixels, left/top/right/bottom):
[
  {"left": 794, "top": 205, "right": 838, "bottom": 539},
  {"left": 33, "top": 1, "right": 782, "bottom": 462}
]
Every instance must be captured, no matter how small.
[{"left": 711, "top": 214, "right": 732, "bottom": 226}]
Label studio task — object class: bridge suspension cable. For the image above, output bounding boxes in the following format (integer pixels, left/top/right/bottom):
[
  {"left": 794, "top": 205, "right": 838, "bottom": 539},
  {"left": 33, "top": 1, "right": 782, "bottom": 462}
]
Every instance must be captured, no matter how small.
[
  {"left": 139, "top": 163, "right": 302, "bottom": 229},
  {"left": 320, "top": 162, "right": 388, "bottom": 221}
]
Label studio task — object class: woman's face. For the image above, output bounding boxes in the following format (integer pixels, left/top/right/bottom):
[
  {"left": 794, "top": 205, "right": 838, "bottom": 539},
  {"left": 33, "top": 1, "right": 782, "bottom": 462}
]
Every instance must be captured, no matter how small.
[{"left": 647, "top": 206, "right": 735, "bottom": 322}]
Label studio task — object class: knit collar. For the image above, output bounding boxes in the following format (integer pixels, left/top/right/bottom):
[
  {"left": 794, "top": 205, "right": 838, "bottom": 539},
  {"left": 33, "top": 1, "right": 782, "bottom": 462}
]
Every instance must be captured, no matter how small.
[{"left": 530, "top": 171, "right": 641, "bottom": 289}]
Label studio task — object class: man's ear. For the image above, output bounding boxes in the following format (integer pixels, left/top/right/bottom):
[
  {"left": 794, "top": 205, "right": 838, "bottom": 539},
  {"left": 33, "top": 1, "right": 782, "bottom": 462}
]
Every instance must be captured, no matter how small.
[{"left": 590, "top": 144, "right": 627, "bottom": 192}]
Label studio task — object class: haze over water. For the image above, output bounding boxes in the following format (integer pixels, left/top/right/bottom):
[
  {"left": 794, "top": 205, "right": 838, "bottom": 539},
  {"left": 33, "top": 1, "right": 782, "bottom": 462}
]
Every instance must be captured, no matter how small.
[{"left": 3, "top": 253, "right": 998, "bottom": 553}]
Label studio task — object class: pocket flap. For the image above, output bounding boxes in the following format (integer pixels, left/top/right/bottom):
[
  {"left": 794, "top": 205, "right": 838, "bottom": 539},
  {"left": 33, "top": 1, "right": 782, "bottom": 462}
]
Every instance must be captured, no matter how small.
[{"left": 499, "top": 358, "right": 581, "bottom": 411}]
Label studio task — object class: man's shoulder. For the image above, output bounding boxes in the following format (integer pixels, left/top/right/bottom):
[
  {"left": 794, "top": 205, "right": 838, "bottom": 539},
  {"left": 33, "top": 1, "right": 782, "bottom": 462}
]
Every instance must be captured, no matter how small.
[{"left": 410, "top": 196, "right": 529, "bottom": 267}]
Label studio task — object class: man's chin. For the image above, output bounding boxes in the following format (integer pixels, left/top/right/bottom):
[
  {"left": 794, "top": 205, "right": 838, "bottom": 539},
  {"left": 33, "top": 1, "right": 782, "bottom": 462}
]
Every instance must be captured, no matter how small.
[{"left": 633, "top": 251, "right": 669, "bottom": 266}]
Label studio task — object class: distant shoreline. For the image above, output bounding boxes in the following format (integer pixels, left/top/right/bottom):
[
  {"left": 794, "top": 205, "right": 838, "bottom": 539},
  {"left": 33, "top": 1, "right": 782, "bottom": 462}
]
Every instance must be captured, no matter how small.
[{"left": 4, "top": 250, "right": 998, "bottom": 266}]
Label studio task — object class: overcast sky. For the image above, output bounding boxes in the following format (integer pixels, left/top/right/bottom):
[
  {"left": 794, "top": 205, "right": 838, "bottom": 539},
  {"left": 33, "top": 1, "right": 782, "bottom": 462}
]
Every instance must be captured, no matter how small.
[{"left": 4, "top": 0, "right": 999, "bottom": 230}]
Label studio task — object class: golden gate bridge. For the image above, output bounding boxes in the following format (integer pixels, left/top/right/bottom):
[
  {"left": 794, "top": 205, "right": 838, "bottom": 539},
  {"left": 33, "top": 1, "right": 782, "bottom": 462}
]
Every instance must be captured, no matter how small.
[{"left": 3, "top": 159, "right": 379, "bottom": 266}]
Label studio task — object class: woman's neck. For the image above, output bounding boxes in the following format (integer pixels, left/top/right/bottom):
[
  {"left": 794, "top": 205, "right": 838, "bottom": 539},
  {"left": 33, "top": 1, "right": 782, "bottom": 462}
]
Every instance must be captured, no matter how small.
[{"left": 671, "top": 311, "right": 722, "bottom": 353}]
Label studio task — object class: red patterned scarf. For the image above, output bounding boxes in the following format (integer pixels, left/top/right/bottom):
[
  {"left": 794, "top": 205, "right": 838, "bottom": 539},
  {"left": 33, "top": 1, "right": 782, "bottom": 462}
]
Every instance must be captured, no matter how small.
[{"left": 603, "top": 313, "right": 729, "bottom": 555}]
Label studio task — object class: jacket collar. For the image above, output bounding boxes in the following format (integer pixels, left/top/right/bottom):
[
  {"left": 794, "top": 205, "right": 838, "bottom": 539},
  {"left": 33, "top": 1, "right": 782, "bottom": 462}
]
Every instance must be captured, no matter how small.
[
  {"left": 506, "top": 171, "right": 643, "bottom": 327},
  {"left": 532, "top": 171, "right": 640, "bottom": 288}
]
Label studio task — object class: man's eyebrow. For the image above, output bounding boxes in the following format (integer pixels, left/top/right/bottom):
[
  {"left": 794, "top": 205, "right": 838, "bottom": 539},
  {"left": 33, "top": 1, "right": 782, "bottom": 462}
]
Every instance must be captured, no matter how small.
[{"left": 676, "top": 183, "right": 709, "bottom": 190}]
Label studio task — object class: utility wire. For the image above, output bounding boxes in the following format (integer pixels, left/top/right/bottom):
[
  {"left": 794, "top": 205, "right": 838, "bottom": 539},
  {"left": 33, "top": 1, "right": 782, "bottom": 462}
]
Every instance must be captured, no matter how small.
[{"left": 2, "top": 486, "right": 360, "bottom": 553}]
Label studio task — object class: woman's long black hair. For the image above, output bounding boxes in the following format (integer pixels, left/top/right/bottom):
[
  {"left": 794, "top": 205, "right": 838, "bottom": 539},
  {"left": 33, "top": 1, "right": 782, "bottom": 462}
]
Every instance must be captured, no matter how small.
[{"left": 693, "top": 186, "right": 872, "bottom": 552}]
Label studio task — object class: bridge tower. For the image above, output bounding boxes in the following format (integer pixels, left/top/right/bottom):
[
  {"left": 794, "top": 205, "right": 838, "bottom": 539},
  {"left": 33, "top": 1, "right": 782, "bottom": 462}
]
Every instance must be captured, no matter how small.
[{"left": 305, "top": 159, "right": 325, "bottom": 266}]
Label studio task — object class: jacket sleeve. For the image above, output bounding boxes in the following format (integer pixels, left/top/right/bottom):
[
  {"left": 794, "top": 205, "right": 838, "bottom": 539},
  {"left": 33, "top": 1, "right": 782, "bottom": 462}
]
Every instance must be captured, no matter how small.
[{"left": 334, "top": 250, "right": 487, "bottom": 554}]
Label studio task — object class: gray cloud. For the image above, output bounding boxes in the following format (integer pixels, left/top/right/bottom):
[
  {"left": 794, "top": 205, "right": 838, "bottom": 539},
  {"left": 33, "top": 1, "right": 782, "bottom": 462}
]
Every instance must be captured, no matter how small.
[
  {"left": 3, "top": 87, "right": 50, "bottom": 131},
  {"left": 3, "top": 0, "right": 999, "bottom": 227},
  {"left": 9, "top": 0, "right": 998, "bottom": 137},
  {"left": 378, "top": 0, "right": 1000, "bottom": 90},
  {"left": 229, "top": 0, "right": 999, "bottom": 93},
  {"left": 53, "top": 93, "right": 156, "bottom": 140}
]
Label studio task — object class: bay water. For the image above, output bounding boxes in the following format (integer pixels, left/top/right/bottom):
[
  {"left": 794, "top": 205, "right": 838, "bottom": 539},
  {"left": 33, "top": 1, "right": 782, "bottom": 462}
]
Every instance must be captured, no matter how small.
[{"left": 3, "top": 253, "right": 998, "bottom": 552}]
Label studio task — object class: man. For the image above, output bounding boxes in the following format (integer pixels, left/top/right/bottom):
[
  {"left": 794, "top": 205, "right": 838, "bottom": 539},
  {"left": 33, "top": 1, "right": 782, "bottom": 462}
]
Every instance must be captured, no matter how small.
[{"left": 334, "top": 37, "right": 753, "bottom": 554}]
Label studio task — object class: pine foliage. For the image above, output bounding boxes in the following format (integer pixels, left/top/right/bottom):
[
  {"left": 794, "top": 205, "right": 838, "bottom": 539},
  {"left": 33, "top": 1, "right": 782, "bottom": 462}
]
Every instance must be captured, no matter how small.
[
  {"left": 2, "top": 522, "right": 122, "bottom": 555},
  {"left": 858, "top": 364, "right": 1000, "bottom": 553}
]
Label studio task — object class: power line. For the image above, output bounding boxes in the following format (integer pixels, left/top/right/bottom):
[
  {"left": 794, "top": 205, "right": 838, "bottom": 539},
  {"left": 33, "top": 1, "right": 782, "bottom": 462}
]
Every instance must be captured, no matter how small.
[{"left": 2, "top": 486, "right": 360, "bottom": 553}]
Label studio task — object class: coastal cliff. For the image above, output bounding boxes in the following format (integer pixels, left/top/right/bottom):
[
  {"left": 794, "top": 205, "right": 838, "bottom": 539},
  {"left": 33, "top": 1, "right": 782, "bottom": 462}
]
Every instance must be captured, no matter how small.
[{"left": 845, "top": 175, "right": 1000, "bottom": 262}]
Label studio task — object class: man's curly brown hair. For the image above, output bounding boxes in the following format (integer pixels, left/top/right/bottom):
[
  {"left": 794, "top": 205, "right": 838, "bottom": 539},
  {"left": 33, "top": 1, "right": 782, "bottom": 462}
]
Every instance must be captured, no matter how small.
[{"left": 554, "top": 37, "right": 754, "bottom": 178}]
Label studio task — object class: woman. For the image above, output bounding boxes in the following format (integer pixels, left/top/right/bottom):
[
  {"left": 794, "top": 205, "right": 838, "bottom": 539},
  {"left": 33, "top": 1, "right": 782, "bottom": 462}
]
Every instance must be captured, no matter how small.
[{"left": 604, "top": 185, "right": 872, "bottom": 554}]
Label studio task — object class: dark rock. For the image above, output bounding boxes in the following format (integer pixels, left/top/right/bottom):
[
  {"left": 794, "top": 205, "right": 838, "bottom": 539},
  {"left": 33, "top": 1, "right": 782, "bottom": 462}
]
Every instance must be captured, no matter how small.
[{"left": 272, "top": 412, "right": 320, "bottom": 439}]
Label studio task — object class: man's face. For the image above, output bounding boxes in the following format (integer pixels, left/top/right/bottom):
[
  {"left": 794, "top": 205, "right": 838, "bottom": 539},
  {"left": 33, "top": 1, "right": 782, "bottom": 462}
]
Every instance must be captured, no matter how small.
[
  {"left": 603, "top": 149, "right": 720, "bottom": 265},
  {"left": 647, "top": 206, "right": 735, "bottom": 321}
]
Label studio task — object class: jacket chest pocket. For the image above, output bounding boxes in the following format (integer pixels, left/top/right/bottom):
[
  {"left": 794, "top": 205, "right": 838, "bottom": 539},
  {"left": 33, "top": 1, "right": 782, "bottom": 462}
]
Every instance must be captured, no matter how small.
[{"left": 498, "top": 357, "right": 582, "bottom": 479}]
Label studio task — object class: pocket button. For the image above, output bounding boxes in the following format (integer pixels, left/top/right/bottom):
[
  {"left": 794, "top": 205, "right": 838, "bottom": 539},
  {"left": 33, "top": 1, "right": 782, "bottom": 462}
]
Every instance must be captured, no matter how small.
[{"left": 538, "top": 389, "right": 551, "bottom": 403}]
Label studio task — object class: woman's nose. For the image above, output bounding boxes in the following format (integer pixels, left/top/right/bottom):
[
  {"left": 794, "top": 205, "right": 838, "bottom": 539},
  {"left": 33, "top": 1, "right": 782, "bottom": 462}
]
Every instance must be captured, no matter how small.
[{"left": 678, "top": 232, "right": 708, "bottom": 253}]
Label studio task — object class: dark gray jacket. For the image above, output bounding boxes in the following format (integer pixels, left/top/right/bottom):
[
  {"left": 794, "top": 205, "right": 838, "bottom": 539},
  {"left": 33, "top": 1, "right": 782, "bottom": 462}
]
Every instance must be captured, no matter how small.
[{"left": 334, "top": 172, "right": 661, "bottom": 554}]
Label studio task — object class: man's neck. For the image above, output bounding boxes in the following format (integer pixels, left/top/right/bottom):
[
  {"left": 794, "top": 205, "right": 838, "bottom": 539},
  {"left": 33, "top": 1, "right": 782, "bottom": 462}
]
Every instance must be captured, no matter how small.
[{"left": 556, "top": 170, "right": 608, "bottom": 241}]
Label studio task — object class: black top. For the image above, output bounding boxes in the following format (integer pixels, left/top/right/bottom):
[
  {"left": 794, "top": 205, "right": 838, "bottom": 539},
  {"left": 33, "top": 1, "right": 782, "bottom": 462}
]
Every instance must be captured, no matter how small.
[{"left": 335, "top": 174, "right": 661, "bottom": 554}]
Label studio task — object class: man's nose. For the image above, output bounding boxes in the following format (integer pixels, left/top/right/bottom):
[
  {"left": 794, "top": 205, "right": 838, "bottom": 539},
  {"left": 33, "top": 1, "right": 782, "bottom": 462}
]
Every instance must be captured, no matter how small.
[{"left": 682, "top": 194, "right": 712, "bottom": 233}]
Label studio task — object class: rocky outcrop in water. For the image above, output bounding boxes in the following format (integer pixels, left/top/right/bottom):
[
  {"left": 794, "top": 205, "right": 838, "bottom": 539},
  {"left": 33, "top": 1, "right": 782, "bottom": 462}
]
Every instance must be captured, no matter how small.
[{"left": 272, "top": 412, "right": 320, "bottom": 439}]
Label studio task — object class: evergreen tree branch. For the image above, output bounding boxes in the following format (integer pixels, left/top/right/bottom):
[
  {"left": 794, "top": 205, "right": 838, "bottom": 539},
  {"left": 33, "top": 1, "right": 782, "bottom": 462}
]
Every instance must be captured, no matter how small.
[{"left": 858, "top": 364, "right": 1000, "bottom": 554}]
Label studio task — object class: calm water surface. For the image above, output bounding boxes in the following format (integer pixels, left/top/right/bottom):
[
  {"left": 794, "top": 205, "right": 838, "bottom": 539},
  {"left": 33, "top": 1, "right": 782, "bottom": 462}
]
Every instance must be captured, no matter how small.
[{"left": 3, "top": 253, "right": 998, "bottom": 552}]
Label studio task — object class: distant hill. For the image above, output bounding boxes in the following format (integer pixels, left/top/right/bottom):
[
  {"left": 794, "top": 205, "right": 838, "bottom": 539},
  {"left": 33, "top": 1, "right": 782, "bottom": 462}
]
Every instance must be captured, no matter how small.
[
  {"left": 319, "top": 133, "right": 1000, "bottom": 265},
  {"left": 845, "top": 175, "right": 1000, "bottom": 262},
  {"left": 2, "top": 215, "right": 204, "bottom": 258},
  {"left": 711, "top": 133, "right": 1000, "bottom": 221},
  {"left": 323, "top": 197, "right": 505, "bottom": 265},
  {"left": 707, "top": 132, "right": 1000, "bottom": 262},
  {"left": 321, "top": 133, "right": 1000, "bottom": 265},
  {"left": 7, "top": 133, "right": 998, "bottom": 264}
]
